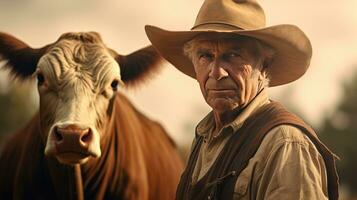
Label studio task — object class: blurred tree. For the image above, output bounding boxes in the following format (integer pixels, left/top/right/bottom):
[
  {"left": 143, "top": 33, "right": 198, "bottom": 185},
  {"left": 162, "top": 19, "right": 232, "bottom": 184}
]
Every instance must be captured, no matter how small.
[
  {"left": 319, "top": 68, "right": 357, "bottom": 195},
  {"left": 0, "top": 79, "right": 37, "bottom": 150}
]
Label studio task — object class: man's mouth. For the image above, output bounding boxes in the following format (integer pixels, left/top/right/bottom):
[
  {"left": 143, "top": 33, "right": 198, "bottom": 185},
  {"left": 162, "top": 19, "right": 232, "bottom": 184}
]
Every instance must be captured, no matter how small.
[
  {"left": 208, "top": 88, "right": 236, "bottom": 93},
  {"left": 208, "top": 88, "right": 235, "bottom": 91}
]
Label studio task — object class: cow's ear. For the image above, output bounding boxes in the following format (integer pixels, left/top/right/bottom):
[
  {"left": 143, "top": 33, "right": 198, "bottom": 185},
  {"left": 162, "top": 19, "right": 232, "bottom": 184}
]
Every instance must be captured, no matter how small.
[
  {"left": 0, "top": 32, "right": 50, "bottom": 80},
  {"left": 114, "top": 45, "right": 164, "bottom": 87}
]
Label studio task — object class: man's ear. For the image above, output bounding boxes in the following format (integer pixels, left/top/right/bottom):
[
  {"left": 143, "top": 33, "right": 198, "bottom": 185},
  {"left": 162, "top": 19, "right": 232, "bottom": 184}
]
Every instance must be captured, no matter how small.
[
  {"left": 113, "top": 45, "right": 164, "bottom": 88},
  {"left": 262, "top": 56, "right": 274, "bottom": 71},
  {"left": 0, "top": 32, "right": 51, "bottom": 80}
]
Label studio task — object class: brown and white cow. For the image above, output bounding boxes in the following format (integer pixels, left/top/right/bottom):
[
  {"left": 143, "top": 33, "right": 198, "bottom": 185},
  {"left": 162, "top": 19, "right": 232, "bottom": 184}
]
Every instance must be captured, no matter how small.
[{"left": 0, "top": 32, "right": 183, "bottom": 200}]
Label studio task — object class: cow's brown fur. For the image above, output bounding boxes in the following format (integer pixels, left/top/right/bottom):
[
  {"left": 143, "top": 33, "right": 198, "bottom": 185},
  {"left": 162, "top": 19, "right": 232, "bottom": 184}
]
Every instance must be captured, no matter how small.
[
  {"left": 0, "top": 93, "right": 183, "bottom": 199},
  {"left": 0, "top": 32, "right": 183, "bottom": 200}
]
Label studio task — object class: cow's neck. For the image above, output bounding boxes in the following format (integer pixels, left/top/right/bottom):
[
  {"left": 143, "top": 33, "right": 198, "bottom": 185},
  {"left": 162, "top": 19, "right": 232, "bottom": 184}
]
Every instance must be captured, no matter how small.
[
  {"left": 44, "top": 105, "right": 122, "bottom": 199},
  {"left": 80, "top": 98, "right": 124, "bottom": 199},
  {"left": 19, "top": 94, "right": 151, "bottom": 199},
  {"left": 44, "top": 122, "right": 119, "bottom": 200}
]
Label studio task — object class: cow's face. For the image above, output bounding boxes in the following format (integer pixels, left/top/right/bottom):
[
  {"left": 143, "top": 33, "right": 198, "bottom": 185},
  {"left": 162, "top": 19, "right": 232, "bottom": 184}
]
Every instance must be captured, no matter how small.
[
  {"left": 0, "top": 32, "right": 162, "bottom": 165},
  {"left": 37, "top": 35, "right": 121, "bottom": 164}
]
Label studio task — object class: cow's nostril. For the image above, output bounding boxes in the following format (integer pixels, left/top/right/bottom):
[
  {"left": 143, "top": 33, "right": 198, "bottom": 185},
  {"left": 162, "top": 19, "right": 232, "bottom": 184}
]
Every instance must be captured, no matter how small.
[
  {"left": 54, "top": 127, "right": 63, "bottom": 142},
  {"left": 80, "top": 129, "right": 92, "bottom": 143}
]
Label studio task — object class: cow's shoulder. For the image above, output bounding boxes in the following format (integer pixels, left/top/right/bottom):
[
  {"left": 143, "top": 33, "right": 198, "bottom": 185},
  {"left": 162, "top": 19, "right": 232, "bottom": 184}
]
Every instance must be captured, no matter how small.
[
  {"left": 0, "top": 125, "right": 28, "bottom": 169},
  {"left": 0, "top": 114, "right": 43, "bottom": 199},
  {"left": 0, "top": 127, "right": 28, "bottom": 198},
  {"left": 113, "top": 92, "right": 183, "bottom": 199}
]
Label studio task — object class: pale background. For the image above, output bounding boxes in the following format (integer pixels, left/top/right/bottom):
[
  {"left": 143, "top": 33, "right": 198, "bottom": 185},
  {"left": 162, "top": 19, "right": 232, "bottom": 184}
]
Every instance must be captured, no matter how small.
[{"left": 0, "top": 0, "right": 356, "bottom": 150}]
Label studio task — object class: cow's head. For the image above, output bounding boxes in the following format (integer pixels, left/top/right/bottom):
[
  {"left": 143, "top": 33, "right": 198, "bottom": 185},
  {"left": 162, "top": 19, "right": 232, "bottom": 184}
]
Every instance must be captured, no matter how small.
[{"left": 0, "top": 32, "right": 163, "bottom": 165}]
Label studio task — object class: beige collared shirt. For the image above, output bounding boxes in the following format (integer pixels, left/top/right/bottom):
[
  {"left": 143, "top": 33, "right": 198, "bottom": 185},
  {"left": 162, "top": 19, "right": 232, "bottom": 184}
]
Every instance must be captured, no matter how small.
[{"left": 191, "top": 89, "right": 328, "bottom": 199}]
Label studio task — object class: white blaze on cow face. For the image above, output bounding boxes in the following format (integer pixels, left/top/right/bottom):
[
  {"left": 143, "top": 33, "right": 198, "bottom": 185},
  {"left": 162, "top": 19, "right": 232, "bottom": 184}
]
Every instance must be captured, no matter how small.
[{"left": 35, "top": 34, "right": 121, "bottom": 165}]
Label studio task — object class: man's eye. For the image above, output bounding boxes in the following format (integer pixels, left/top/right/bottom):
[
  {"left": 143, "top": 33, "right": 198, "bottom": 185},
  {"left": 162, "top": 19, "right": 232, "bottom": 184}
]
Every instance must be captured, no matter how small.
[
  {"left": 228, "top": 52, "right": 240, "bottom": 58},
  {"left": 222, "top": 52, "right": 242, "bottom": 61},
  {"left": 230, "top": 53, "right": 238, "bottom": 57},
  {"left": 198, "top": 53, "right": 213, "bottom": 60}
]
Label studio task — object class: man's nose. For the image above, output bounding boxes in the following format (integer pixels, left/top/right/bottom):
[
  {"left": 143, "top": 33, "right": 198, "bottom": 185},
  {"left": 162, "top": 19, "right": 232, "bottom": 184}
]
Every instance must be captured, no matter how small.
[{"left": 209, "top": 62, "right": 229, "bottom": 80}]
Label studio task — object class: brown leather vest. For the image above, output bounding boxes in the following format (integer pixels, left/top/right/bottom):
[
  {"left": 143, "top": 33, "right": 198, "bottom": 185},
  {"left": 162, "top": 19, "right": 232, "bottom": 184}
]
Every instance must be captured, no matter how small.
[{"left": 176, "top": 102, "right": 339, "bottom": 200}]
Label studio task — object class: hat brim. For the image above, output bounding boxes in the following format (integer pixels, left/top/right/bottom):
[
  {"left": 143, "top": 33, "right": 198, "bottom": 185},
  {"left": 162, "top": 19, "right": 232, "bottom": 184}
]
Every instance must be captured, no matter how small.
[{"left": 145, "top": 24, "right": 312, "bottom": 87}]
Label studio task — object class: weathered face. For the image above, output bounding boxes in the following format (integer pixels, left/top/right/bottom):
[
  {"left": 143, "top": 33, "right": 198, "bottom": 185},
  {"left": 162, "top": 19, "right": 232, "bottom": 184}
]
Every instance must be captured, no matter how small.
[
  {"left": 189, "top": 36, "right": 265, "bottom": 113},
  {"left": 0, "top": 31, "right": 162, "bottom": 165},
  {"left": 36, "top": 37, "right": 121, "bottom": 165}
]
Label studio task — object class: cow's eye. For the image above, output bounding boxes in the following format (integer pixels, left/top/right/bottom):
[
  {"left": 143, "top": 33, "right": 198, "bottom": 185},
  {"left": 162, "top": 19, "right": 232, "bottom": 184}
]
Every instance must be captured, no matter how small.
[
  {"left": 37, "top": 73, "right": 45, "bottom": 85},
  {"left": 111, "top": 80, "right": 119, "bottom": 91}
]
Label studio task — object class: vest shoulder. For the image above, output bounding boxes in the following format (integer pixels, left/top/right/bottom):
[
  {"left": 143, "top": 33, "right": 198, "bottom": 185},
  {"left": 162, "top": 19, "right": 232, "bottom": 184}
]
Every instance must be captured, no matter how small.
[{"left": 268, "top": 124, "right": 313, "bottom": 145}]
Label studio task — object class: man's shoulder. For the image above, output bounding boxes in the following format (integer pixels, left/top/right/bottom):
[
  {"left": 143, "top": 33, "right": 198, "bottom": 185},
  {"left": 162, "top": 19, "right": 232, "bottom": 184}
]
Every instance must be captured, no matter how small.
[
  {"left": 251, "top": 124, "right": 320, "bottom": 164},
  {"left": 234, "top": 125, "right": 329, "bottom": 200},
  {"left": 266, "top": 124, "right": 312, "bottom": 146},
  {"left": 249, "top": 100, "right": 317, "bottom": 146},
  {"left": 242, "top": 124, "right": 324, "bottom": 183}
]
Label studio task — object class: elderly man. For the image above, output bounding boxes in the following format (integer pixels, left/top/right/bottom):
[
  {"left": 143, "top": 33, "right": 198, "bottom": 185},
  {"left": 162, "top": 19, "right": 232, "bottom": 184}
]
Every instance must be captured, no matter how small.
[{"left": 146, "top": 0, "right": 339, "bottom": 199}]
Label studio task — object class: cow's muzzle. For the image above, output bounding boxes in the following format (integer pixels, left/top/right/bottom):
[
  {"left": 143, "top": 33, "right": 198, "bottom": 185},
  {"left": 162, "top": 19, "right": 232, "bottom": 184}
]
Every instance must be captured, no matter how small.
[{"left": 45, "top": 123, "right": 101, "bottom": 165}]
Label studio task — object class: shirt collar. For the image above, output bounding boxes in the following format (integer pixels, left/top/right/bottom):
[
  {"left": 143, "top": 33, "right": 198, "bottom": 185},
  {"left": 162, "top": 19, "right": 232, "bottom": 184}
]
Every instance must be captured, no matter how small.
[{"left": 196, "top": 88, "right": 270, "bottom": 138}]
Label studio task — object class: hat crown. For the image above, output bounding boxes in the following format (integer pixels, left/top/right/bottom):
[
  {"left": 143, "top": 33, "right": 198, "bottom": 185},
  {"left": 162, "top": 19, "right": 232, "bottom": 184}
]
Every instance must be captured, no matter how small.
[{"left": 192, "top": 0, "right": 266, "bottom": 30}]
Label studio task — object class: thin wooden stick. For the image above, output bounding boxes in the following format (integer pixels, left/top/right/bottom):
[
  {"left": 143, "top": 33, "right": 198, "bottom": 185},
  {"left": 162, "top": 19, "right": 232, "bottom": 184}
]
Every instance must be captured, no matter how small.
[{"left": 74, "top": 164, "right": 84, "bottom": 200}]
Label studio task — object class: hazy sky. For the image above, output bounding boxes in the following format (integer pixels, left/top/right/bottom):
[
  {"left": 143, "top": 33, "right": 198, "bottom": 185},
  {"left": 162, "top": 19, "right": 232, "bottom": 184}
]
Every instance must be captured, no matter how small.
[{"left": 0, "top": 0, "right": 356, "bottom": 144}]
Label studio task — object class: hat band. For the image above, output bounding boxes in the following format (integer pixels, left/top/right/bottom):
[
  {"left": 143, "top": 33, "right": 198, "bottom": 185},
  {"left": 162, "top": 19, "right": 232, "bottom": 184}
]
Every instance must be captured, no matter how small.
[{"left": 191, "top": 22, "right": 244, "bottom": 31}]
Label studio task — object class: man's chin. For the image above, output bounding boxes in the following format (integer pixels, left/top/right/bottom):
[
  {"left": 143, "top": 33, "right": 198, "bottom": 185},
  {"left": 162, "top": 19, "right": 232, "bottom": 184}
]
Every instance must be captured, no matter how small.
[
  {"left": 209, "top": 99, "right": 240, "bottom": 113},
  {"left": 56, "top": 153, "right": 90, "bottom": 165}
]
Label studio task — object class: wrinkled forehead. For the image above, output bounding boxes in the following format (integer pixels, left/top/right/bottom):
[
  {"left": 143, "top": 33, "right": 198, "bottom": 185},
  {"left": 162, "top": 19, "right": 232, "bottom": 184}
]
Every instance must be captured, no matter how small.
[
  {"left": 189, "top": 33, "right": 262, "bottom": 55},
  {"left": 37, "top": 38, "right": 120, "bottom": 80}
]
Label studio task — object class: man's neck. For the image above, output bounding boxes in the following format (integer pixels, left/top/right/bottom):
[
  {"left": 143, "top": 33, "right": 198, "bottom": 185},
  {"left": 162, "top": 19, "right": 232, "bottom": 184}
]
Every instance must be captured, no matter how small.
[
  {"left": 212, "top": 106, "right": 242, "bottom": 137},
  {"left": 211, "top": 87, "right": 266, "bottom": 136}
]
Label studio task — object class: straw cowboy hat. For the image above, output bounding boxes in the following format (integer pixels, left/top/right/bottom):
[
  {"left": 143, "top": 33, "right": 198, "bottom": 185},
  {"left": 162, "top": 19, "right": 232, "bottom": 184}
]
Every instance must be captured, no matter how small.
[{"left": 145, "top": 0, "right": 312, "bottom": 86}]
